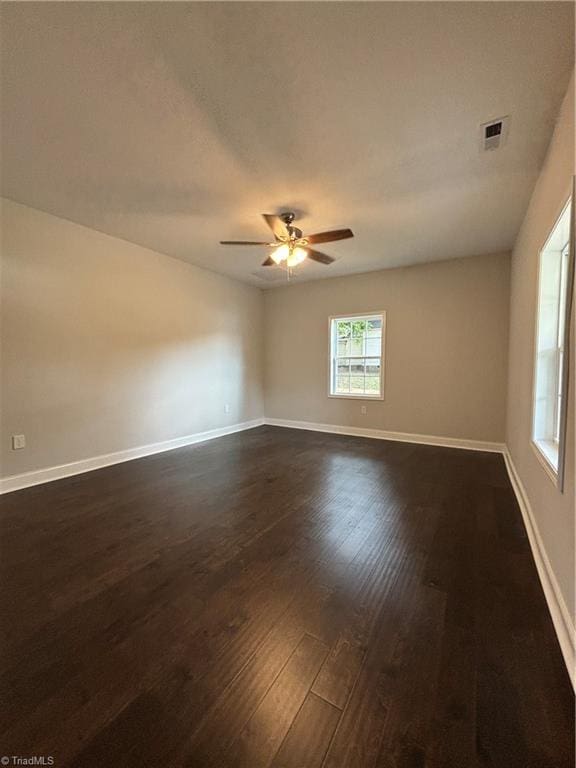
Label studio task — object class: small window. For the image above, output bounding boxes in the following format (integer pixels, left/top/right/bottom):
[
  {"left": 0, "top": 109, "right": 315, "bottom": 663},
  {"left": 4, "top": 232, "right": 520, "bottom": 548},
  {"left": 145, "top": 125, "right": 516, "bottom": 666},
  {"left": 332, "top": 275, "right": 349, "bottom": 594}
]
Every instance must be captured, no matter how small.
[
  {"left": 329, "top": 313, "right": 385, "bottom": 399},
  {"left": 532, "top": 197, "right": 573, "bottom": 485}
]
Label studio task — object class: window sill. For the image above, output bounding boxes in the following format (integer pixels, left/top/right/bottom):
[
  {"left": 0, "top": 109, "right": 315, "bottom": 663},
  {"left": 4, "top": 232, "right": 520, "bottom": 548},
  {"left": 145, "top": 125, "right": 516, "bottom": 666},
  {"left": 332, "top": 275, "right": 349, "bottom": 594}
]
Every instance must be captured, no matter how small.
[
  {"left": 531, "top": 439, "right": 559, "bottom": 486},
  {"left": 328, "top": 393, "right": 384, "bottom": 401}
]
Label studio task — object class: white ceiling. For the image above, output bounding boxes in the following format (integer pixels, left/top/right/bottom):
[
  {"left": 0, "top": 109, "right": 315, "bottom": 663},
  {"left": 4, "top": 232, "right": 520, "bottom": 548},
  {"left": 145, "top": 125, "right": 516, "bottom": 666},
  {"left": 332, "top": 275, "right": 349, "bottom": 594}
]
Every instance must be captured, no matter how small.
[{"left": 1, "top": 2, "right": 573, "bottom": 287}]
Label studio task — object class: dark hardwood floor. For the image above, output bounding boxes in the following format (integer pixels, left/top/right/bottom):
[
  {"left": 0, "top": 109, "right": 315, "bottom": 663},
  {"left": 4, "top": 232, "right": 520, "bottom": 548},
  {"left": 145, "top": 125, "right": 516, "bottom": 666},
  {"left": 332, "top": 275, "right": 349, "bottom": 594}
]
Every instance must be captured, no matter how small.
[{"left": 1, "top": 426, "right": 573, "bottom": 767}]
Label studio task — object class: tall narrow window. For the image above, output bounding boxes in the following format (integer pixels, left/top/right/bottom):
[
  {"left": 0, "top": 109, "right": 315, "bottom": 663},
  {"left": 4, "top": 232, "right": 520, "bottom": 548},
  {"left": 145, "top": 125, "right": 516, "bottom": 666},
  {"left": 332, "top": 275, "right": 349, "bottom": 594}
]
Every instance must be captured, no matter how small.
[
  {"left": 532, "top": 197, "right": 573, "bottom": 484},
  {"left": 329, "top": 313, "right": 385, "bottom": 399}
]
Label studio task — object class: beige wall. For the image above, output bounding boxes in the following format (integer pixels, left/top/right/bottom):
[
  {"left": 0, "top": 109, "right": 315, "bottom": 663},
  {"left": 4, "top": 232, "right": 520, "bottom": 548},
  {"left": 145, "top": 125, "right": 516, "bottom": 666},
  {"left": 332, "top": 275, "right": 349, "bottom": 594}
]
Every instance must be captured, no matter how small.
[
  {"left": 264, "top": 252, "right": 510, "bottom": 443},
  {"left": 506, "top": 72, "right": 575, "bottom": 618},
  {"left": 1, "top": 199, "right": 264, "bottom": 477}
]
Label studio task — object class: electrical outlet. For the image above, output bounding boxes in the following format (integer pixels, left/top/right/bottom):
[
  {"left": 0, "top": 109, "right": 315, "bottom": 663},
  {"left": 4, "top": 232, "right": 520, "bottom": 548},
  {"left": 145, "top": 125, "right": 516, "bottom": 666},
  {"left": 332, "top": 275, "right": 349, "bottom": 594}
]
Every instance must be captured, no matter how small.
[
  {"left": 224, "top": 404, "right": 230, "bottom": 414},
  {"left": 12, "top": 434, "right": 26, "bottom": 450},
  {"left": 360, "top": 405, "right": 367, "bottom": 415}
]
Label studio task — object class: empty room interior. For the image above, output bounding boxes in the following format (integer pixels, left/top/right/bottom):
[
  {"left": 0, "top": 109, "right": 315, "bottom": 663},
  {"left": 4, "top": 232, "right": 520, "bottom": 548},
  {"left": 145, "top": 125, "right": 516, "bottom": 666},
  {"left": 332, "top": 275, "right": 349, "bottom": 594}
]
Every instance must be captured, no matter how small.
[{"left": 1, "top": 2, "right": 575, "bottom": 766}]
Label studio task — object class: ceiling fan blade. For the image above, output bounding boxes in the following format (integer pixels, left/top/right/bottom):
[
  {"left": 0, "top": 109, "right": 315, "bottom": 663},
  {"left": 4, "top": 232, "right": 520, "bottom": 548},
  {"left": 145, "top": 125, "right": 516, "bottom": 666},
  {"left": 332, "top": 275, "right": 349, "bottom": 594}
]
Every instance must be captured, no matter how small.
[
  {"left": 262, "top": 214, "right": 288, "bottom": 241},
  {"left": 220, "top": 240, "right": 273, "bottom": 246},
  {"left": 261, "top": 256, "right": 276, "bottom": 266},
  {"left": 304, "top": 228, "right": 354, "bottom": 245},
  {"left": 306, "top": 248, "right": 335, "bottom": 265}
]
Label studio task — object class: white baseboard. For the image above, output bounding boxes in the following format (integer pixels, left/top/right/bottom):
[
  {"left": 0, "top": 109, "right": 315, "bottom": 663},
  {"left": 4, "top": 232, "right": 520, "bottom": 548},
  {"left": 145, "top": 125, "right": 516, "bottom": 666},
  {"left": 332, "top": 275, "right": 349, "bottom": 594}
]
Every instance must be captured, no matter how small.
[
  {"left": 503, "top": 449, "right": 575, "bottom": 691},
  {"left": 0, "top": 418, "right": 265, "bottom": 495},
  {"left": 264, "top": 417, "right": 505, "bottom": 453}
]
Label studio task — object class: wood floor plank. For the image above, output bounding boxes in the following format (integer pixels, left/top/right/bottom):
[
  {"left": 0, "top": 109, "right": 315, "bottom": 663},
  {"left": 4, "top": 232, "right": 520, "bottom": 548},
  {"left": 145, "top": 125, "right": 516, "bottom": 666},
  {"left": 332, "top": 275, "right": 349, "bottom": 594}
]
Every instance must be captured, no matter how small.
[
  {"left": 321, "top": 504, "right": 445, "bottom": 768},
  {"left": 425, "top": 487, "right": 481, "bottom": 768},
  {"left": 228, "top": 633, "right": 329, "bottom": 768},
  {"left": 270, "top": 692, "right": 341, "bottom": 768},
  {"left": 374, "top": 585, "right": 447, "bottom": 767}
]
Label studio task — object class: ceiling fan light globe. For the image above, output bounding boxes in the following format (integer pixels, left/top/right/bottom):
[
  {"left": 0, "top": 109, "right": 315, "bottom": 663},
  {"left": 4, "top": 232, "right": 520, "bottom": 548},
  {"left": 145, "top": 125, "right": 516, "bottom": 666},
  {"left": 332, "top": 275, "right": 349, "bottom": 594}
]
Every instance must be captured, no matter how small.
[
  {"left": 272, "top": 244, "right": 290, "bottom": 264},
  {"left": 286, "top": 247, "right": 307, "bottom": 268}
]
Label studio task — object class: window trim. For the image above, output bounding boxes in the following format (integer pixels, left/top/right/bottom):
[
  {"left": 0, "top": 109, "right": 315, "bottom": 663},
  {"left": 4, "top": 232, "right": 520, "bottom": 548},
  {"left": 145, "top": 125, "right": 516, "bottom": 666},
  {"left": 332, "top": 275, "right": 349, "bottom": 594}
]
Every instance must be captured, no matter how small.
[
  {"left": 530, "top": 439, "right": 561, "bottom": 486},
  {"left": 530, "top": 187, "right": 574, "bottom": 491},
  {"left": 327, "top": 311, "right": 386, "bottom": 401}
]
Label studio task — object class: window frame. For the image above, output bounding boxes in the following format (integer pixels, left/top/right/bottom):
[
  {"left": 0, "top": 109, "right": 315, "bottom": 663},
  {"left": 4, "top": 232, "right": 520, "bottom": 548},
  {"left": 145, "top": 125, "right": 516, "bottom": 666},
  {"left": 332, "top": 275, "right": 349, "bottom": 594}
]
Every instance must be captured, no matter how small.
[
  {"left": 328, "top": 311, "right": 386, "bottom": 401},
  {"left": 531, "top": 190, "right": 574, "bottom": 491}
]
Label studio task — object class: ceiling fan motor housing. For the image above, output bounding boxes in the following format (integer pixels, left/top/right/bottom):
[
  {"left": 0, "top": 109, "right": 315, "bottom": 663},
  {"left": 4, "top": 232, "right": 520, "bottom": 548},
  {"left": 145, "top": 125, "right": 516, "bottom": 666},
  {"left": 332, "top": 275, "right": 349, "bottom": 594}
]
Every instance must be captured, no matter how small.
[{"left": 279, "top": 212, "right": 295, "bottom": 225}]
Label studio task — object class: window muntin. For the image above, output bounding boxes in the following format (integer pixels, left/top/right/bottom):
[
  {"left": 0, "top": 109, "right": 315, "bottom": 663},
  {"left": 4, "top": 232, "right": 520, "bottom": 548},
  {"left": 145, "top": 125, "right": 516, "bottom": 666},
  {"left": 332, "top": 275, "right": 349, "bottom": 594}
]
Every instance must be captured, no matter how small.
[
  {"left": 330, "top": 314, "right": 384, "bottom": 398},
  {"left": 532, "top": 197, "right": 572, "bottom": 480}
]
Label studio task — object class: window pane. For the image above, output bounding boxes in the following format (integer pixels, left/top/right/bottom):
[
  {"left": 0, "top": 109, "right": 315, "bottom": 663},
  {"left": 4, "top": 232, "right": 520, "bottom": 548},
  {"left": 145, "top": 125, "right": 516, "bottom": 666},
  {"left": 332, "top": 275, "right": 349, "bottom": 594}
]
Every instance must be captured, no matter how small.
[
  {"left": 366, "top": 318, "right": 382, "bottom": 339},
  {"left": 365, "top": 376, "right": 380, "bottom": 395},
  {"left": 365, "top": 337, "right": 380, "bottom": 356},
  {"left": 350, "top": 337, "right": 364, "bottom": 356},
  {"left": 337, "top": 358, "right": 350, "bottom": 376},
  {"left": 554, "top": 348, "right": 565, "bottom": 442},
  {"left": 367, "top": 318, "right": 382, "bottom": 336},
  {"left": 337, "top": 338, "right": 351, "bottom": 356},
  {"left": 535, "top": 252, "right": 564, "bottom": 443},
  {"left": 351, "top": 320, "right": 366, "bottom": 336},
  {"left": 557, "top": 247, "right": 569, "bottom": 346},
  {"left": 365, "top": 358, "right": 381, "bottom": 376},
  {"left": 350, "top": 375, "right": 365, "bottom": 393},
  {"left": 350, "top": 361, "right": 365, "bottom": 376},
  {"left": 336, "top": 375, "right": 350, "bottom": 393},
  {"left": 337, "top": 321, "right": 351, "bottom": 339}
]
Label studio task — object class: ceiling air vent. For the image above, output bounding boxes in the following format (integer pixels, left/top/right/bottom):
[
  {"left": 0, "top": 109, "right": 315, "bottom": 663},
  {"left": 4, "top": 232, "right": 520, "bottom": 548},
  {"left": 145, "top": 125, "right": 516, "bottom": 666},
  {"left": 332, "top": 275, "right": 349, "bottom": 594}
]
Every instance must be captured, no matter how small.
[{"left": 480, "top": 116, "right": 509, "bottom": 151}]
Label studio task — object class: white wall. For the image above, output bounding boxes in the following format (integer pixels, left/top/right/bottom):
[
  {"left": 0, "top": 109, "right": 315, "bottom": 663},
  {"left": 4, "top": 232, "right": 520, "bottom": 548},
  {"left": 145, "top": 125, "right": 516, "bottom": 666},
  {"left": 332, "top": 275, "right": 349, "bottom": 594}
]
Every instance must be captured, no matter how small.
[
  {"left": 506, "top": 73, "right": 575, "bottom": 625},
  {"left": 1, "top": 199, "right": 264, "bottom": 478},
  {"left": 264, "top": 252, "right": 510, "bottom": 444}
]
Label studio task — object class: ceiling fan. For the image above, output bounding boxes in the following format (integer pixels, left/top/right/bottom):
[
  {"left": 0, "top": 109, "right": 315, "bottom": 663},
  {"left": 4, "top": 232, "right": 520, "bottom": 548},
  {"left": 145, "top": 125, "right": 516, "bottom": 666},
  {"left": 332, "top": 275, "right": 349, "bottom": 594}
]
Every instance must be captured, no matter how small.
[{"left": 220, "top": 212, "right": 354, "bottom": 269}]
